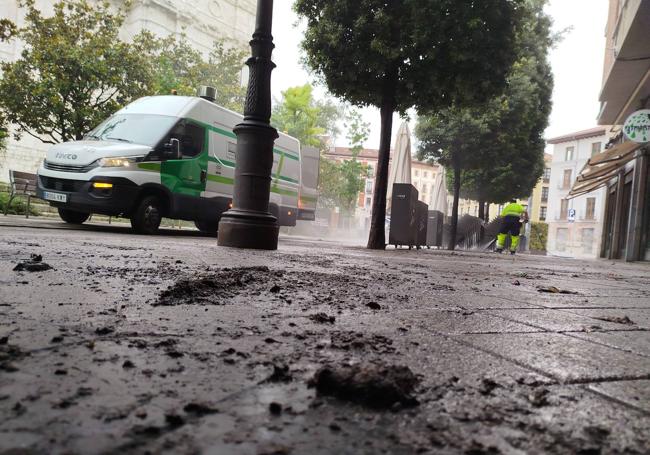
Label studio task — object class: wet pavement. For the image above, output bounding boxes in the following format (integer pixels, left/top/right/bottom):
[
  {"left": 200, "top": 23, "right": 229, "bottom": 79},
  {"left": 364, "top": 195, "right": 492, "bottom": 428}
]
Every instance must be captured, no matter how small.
[{"left": 1, "top": 217, "right": 649, "bottom": 454}]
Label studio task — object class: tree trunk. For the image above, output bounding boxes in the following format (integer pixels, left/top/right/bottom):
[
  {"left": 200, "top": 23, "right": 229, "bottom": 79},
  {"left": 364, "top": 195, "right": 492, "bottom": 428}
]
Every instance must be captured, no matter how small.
[
  {"left": 478, "top": 199, "right": 485, "bottom": 221},
  {"left": 367, "top": 101, "right": 394, "bottom": 250},
  {"left": 485, "top": 203, "right": 491, "bottom": 222},
  {"left": 448, "top": 163, "right": 461, "bottom": 250}
]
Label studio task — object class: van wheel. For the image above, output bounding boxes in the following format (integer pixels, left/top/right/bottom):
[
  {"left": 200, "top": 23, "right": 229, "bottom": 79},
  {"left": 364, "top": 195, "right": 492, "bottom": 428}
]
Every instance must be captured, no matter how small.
[
  {"left": 58, "top": 208, "right": 90, "bottom": 225},
  {"left": 195, "top": 220, "right": 219, "bottom": 237},
  {"left": 131, "top": 196, "right": 162, "bottom": 235}
]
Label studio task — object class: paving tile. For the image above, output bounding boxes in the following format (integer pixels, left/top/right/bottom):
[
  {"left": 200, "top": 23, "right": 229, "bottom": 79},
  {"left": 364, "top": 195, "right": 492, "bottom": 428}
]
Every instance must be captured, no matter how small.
[
  {"left": 451, "top": 294, "right": 546, "bottom": 310},
  {"left": 481, "top": 292, "right": 650, "bottom": 309},
  {"left": 588, "top": 380, "right": 650, "bottom": 413},
  {"left": 565, "top": 331, "right": 650, "bottom": 358},
  {"left": 390, "top": 309, "right": 543, "bottom": 335},
  {"left": 559, "top": 308, "right": 650, "bottom": 329},
  {"left": 485, "top": 309, "right": 634, "bottom": 332},
  {"left": 459, "top": 332, "right": 650, "bottom": 382}
]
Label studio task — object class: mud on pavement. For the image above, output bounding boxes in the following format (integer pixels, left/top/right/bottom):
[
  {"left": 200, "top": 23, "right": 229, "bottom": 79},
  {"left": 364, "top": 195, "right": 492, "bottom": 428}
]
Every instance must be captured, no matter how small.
[{"left": 0, "top": 231, "right": 649, "bottom": 455}]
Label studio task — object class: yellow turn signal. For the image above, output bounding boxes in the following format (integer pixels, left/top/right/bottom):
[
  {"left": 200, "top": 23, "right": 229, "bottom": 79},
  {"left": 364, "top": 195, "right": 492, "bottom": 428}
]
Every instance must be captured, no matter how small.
[{"left": 93, "top": 182, "right": 113, "bottom": 189}]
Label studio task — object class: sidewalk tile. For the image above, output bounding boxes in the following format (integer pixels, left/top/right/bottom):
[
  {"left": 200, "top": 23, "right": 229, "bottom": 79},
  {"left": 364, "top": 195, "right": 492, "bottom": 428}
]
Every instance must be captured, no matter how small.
[
  {"left": 588, "top": 380, "right": 650, "bottom": 413},
  {"left": 459, "top": 332, "right": 650, "bottom": 382}
]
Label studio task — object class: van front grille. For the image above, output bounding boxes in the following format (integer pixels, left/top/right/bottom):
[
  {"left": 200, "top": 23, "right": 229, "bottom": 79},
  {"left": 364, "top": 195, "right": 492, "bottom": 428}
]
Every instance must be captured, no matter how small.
[
  {"left": 44, "top": 160, "right": 98, "bottom": 173},
  {"left": 39, "top": 176, "right": 86, "bottom": 192}
]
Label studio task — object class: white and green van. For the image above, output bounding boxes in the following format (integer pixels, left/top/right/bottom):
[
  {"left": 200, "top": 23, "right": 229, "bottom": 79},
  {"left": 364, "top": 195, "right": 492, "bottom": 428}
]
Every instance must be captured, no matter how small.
[{"left": 36, "top": 92, "right": 319, "bottom": 234}]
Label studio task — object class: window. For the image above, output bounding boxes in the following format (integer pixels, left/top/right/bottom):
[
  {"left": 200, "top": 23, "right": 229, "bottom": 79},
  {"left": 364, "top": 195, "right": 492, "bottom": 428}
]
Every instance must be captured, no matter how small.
[
  {"left": 163, "top": 120, "right": 206, "bottom": 158},
  {"left": 563, "top": 169, "right": 572, "bottom": 189},
  {"left": 591, "top": 142, "right": 601, "bottom": 157},
  {"left": 556, "top": 228, "right": 568, "bottom": 252},
  {"left": 422, "top": 184, "right": 428, "bottom": 194},
  {"left": 565, "top": 147, "right": 574, "bottom": 161},
  {"left": 560, "top": 199, "right": 569, "bottom": 220},
  {"left": 540, "top": 206, "right": 547, "bottom": 221},
  {"left": 87, "top": 114, "right": 177, "bottom": 147},
  {"left": 585, "top": 197, "right": 596, "bottom": 220},
  {"left": 543, "top": 167, "right": 551, "bottom": 182},
  {"left": 541, "top": 187, "right": 549, "bottom": 203},
  {"left": 366, "top": 197, "right": 372, "bottom": 208},
  {"left": 414, "top": 170, "right": 419, "bottom": 177},
  {"left": 582, "top": 228, "right": 594, "bottom": 254},
  {"left": 423, "top": 171, "right": 428, "bottom": 179},
  {"left": 365, "top": 180, "right": 373, "bottom": 194}
]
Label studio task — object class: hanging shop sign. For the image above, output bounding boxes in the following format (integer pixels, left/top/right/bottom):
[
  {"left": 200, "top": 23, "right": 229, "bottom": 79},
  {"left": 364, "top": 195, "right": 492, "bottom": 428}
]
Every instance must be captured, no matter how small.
[{"left": 623, "top": 109, "right": 650, "bottom": 143}]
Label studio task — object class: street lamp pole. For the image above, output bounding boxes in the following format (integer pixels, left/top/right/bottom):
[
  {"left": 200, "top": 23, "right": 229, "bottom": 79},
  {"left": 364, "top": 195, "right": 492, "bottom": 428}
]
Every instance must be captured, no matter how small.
[{"left": 218, "top": 0, "right": 280, "bottom": 250}]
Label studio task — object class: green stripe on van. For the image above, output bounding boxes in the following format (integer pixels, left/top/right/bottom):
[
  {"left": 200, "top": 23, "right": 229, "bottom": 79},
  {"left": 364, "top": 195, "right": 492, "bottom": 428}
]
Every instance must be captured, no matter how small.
[
  {"left": 274, "top": 148, "right": 299, "bottom": 161},
  {"left": 196, "top": 119, "right": 300, "bottom": 161},
  {"left": 207, "top": 173, "right": 297, "bottom": 198},
  {"left": 207, "top": 175, "right": 234, "bottom": 185},
  {"left": 138, "top": 162, "right": 161, "bottom": 172},
  {"left": 209, "top": 156, "right": 298, "bottom": 184}
]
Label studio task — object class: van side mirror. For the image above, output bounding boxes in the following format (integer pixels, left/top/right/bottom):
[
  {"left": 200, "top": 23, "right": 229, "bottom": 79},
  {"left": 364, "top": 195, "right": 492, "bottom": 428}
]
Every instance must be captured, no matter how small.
[{"left": 163, "top": 138, "right": 181, "bottom": 160}]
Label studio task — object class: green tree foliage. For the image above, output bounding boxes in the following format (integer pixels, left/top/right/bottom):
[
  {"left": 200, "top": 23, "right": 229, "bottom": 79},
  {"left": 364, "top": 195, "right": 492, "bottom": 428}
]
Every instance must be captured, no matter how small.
[
  {"left": 318, "top": 110, "right": 370, "bottom": 215},
  {"left": 271, "top": 84, "right": 341, "bottom": 149},
  {"left": 417, "top": 0, "right": 553, "bottom": 248},
  {"left": 530, "top": 221, "right": 548, "bottom": 252},
  {"left": 0, "top": 115, "right": 7, "bottom": 158},
  {"left": 0, "top": 0, "right": 249, "bottom": 146},
  {"left": 416, "top": 107, "right": 493, "bottom": 247},
  {"left": 295, "top": 0, "right": 525, "bottom": 249},
  {"left": 135, "top": 32, "right": 248, "bottom": 112},
  {"left": 0, "top": 0, "right": 151, "bottom": 144}
]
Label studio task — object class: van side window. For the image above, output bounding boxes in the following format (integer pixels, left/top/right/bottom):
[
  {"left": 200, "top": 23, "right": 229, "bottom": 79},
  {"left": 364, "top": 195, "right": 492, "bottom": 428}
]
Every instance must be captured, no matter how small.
[{"left": 163, "top": 121, "right": 206, "bottom": 158}]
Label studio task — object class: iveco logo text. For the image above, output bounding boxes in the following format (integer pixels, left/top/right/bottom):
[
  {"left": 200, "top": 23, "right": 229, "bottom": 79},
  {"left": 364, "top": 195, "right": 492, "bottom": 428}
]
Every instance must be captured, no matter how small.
[{"left": 56, "top": 153, "right": 78, "bottom": 160}]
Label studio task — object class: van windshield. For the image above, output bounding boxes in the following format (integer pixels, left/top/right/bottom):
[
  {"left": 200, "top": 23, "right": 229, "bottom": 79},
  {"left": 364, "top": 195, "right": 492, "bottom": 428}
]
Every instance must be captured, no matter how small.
[{"left": 85, "top": 114, "right": 177, "bottom": 147}]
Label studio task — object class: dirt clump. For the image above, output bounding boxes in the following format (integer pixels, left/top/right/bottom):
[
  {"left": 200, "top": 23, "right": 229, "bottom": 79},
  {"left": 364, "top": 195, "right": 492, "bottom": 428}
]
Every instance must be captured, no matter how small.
[
  {"left": 309, "top": 313, "right": 335, "bottom": 324},
  {"left": 309, "top": 363, "right": 419, "bottom": 409},
  {"left": 154, "top": 266, "right": 278, "bottom": 306},
  {"left": 13, "top": 254, "right": 53, "bottom": 272}
]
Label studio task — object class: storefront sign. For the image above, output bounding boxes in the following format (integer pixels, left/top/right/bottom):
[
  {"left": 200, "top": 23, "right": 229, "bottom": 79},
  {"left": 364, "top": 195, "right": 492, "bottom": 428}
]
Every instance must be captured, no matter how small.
[{"left": 623, "top": 109, "right": 650, "bottom": 143}]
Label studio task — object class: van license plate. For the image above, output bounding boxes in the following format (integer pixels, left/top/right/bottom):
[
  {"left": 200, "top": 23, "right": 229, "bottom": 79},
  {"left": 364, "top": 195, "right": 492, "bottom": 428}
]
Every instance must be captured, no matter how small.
[{"left": 43, "top": 191, "right": 68, "bottom": 203}]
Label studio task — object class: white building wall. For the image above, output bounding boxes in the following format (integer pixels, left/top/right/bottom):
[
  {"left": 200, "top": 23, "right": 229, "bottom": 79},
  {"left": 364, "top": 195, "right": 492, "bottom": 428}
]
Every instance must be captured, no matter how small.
[
  {"left": 0, "top": 0, "right": 255, "bottom": 182},
  {"left": 547, "top": 132, "right": 611, "bottom": 259}
]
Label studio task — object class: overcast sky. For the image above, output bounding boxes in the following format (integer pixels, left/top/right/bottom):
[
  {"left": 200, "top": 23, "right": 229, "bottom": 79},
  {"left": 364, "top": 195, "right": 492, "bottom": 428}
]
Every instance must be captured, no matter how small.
[{"left": 270, "top": 0, "right": 609, "bottom": 150}]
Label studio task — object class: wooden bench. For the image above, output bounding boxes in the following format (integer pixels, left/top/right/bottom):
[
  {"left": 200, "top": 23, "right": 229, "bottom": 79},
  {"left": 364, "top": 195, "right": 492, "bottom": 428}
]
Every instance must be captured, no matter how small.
[{"left": 3, "top": 170, "right": 41, "bottom": 218}]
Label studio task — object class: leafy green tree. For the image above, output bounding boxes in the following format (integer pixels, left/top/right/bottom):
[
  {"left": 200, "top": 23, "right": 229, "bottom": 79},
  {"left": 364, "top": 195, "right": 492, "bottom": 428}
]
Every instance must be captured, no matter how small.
[
  {"left": 458, "top": 1, "right": 554, "bottom": 219},
  {"left": 0, "top": 114, "right": 7, "bottom": 159},
  {"left": 135, "top": 32, "right": 248, "bottom": 112},
  {"left": 417, "top": 0, "right": 553, "bottom": 248},
  {"left": 271, "top": 84, "right": 341, "bottom": 148},
  {"left": 0, "top": 0, "right": 151, "bottom": 144},
  {"left": 318, "top": 109, "right": 370, "bottom": 216},
  {"left": 416, "top": 107, "right": 493, "bottom": 248},
  {"left": 295, "top": 0, "right": 525, "bottom": 249}
]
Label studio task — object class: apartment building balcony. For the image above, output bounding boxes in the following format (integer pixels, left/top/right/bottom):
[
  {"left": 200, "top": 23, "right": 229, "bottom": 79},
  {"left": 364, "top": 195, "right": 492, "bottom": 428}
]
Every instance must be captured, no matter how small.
[{"left": 598, "top": 0, "right": 650, "bottom": 125}]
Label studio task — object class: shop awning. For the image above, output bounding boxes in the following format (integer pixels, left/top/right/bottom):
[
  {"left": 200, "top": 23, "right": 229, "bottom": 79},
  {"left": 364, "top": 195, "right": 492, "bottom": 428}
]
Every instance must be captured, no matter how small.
[{"left": 568, "top": 141, "right": 643, "bottom": 199}]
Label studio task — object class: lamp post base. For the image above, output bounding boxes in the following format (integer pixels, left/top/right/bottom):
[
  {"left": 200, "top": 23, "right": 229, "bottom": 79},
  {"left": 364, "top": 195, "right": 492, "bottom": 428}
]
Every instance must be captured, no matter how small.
[{"left": 217, "top": 209, "right": 279, "bottom": 250}]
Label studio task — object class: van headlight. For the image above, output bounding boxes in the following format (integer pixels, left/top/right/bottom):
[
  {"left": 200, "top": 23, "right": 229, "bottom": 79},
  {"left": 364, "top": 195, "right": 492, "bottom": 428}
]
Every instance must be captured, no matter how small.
[{"left": 98, "top": 156, "right": 142, "bottom": 168}]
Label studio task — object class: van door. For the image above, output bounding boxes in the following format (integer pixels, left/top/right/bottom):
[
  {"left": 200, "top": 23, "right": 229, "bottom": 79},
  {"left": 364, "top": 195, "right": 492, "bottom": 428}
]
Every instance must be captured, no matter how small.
[{"left": 160, "top": 120, "right": 208, "bottom": 219}]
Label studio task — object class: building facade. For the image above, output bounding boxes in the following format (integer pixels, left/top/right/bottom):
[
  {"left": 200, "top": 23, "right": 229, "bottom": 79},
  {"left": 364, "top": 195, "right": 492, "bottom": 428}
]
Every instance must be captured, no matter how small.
[
  {"left": 323, "top": 147, "right": 442, "bottom": 229},
  {"left": 0, "top": 0, "right": 255, "bottom": 182},
  {"left": 593, "top": 0, "right": 649, "bottom": 262},
  {"left": 546, "top": 128, "right": 612, "bottom": 259}
]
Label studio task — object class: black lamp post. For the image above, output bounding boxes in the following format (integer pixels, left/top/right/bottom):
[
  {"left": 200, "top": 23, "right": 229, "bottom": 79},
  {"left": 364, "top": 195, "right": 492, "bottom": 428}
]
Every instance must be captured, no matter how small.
[{"left": 218, "top": 0, "right": 279, "bottom": 250}]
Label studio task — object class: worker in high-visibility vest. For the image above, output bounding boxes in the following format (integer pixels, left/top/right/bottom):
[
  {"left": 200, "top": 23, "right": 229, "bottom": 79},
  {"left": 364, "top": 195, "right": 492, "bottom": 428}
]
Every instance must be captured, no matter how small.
[{"left": 496, "top": 199, "right": 529, "bottom": 255}]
